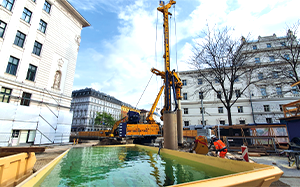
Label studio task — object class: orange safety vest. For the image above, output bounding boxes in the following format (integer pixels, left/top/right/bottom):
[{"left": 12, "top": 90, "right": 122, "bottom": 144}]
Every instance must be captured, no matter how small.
[{"left": 213, "top": 139, "right": 226, "bottom": 151}]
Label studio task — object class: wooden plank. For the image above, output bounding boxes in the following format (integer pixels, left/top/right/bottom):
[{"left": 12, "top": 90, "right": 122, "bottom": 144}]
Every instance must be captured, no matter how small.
[
  {"left": 214, "top": 124, "right": 287, "bottom": 129},
  {"left": 0, "top": 147, "right": 46, "bottom": 153},
  {"left": 238, "top": 151, "right": 261, "bottom": 157}
]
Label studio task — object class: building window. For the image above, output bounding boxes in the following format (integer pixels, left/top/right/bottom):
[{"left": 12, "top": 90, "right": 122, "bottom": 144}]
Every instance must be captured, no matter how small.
[
  {"left": 38, "top": 19, "right": 47, "bottom": 33},
  {"left": 220, "top": 120, "right": 225, "bottom": 125},
  {"left": 182, "top": 80, "right": 186, "bottom": 86},
  {"left": 215, "top": 77, "right": 219, "bottom": 83},
  {"left": 32, "top": 41, "right": 42, "bottom": 56},
  {"left": 235, "top": 90, "right": 241, "bottom": 97},
  {"left": 255, "top": 57, "right": 260, "bottom": 63},
  {"left": 237, "top": 106, "right": 243, "bottom": 113},
  {"left": 0, "top": 87, "right": 12, "bottom": 103},
  {"left": 183, "top": 93, "right": 187, "bottom": 100},
  {"left": 269, "top": 56, "right": 275, "bottom": 62},
  {"left": 12, "top": 130, "right": 19, "bottom": 138},
  {"left": 264, "top": 105, "right": 270, "bottom": 112},
  {"left": 217, "top": 91, "right": 221, "bottom": 99},
  {"left": 280, "top": 42, "right": 286, "bottom": 46},
  {"left": 253, "top": 45, "right": 257, "bottom": 50},
  {"left": 234, "top": 75, "right": 239, "bottom": 82},
  {"left": 218, "top": 107, "right": 223, "bottom": 113},
  {"left": 198, "top": 78, "right": 202, "bottom": 85},
  {"left": 21, "top": 8, "right": 32, "bottom": 23},
  {"left": 20, "top": 92, "right": 31, "bottom": 106},
  {"left": 276, "top": 86, "right": 282, "bottom": 95},
  {"left": 6, "top": 56, "right": 19, "bottom": 75},
  {"left": 1, "top": 0, "right": 14, "bottom": 11},
  {"left": 266, "top": 43, "right": 271, "bottom": 48},
  {"left": 184, "top": 108, "right": 188, "bottom": 114},
  {"left": 289, "top": 71, "right": 294, "bottom": 77},
  {"left": 266, "top": 118, "right": 272, "bottom": 124},
  {"left": 240, "top": 120, "right": 245, "bottom": 124},
  {"left": 43, "top": 1, "right": 51, "bottom": 13},
  {"left": 261, "top": 88, "right": 267, "bottom": 96},
  {"left": 199, "top": 92, "right": 203, "bottom": 99},
  {"left": 184, "top": 121, "right": 189, "bottom": 126},
  {"left": 14, "top": 31, "right": 26, "bottom": 48},
  {"left": 0, "top": 20, "right": 7, "bottom": 38},
  {"left": 284, "top": 54, "right": 290, "bottom": 60},
  {"left": 258, "top": 73, "right": 263, "bottom": 80},
  {"left": 26, "top": 64, "right": 37, "bottom": 81},
  {"left": 200, "top": 107, "right": 205, "bottom": 114},
  {"left": 272, "top": 72, "right": 278, "bottom": 78},
  {"left": 292, "top": 86, "right": 298, "bottom": 94}
]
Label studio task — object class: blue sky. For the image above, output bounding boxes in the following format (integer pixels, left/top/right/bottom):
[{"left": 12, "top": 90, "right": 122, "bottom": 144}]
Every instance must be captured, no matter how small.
[{"left": 69, "top": 0, "right": 299, "bottom": 110}]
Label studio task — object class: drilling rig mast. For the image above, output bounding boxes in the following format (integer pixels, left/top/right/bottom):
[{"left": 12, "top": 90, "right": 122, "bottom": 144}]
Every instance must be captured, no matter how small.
[{"left": 152, "top": 0, "right": 183, "bottom": 150}]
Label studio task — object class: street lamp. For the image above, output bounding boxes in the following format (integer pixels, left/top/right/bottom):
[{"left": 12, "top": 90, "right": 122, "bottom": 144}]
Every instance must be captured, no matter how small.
[
  {"left": 104, "top": 95, "right": 107, "bottom": 127},
  {"left": 200, "top": 93, "right": 205, "bottom": 127},
  {"left": 249, "top": 92, "right": 256, "bottom": 124}
]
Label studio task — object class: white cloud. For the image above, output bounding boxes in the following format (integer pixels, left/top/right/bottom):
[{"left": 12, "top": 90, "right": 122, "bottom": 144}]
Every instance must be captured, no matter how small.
[
  {"left": 74, "top": 74, "right": 80, "bottom": 78},
  {"left": 74, "top": 0, "right": 299, "bottom": 110}
]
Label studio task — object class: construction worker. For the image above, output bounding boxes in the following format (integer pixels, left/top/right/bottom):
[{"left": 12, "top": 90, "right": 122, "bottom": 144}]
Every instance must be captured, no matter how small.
[{"left": 209, "top": 135, "right": 227, "bottom": 158}]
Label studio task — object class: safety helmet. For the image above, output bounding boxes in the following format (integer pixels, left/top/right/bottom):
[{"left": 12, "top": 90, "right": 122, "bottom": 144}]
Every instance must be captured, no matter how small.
[{"left": 211, "top": 135, "right": 216, "bottom": 139}]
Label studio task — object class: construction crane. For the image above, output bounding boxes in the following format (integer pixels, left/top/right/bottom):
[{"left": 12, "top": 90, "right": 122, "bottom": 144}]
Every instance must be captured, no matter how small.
[
  {"left": 154, "top": 0, "right": 182, "bottom": 117},
  {"left": 154, "top": 0, "right": 183, "bottom": 150}
]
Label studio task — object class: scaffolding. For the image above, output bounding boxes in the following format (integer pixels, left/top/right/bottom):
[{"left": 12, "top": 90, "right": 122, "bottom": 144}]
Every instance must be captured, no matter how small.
[{"left": 0, "top": 84, "right": 72, "bottom": 146}]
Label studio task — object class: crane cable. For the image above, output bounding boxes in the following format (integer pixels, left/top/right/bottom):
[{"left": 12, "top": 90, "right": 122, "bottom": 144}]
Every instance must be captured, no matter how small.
[
  {"left": 135, "top": 74, "right": 154, "bottom": 108},
  {"left": 174, "top": 5, "right": 178, "bottom": 72}
]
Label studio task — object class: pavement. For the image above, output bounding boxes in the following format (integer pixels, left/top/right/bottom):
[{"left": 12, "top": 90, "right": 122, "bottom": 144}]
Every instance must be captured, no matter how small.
[{"left": 251, "top": 155, "right": 300, "bottom": 187}]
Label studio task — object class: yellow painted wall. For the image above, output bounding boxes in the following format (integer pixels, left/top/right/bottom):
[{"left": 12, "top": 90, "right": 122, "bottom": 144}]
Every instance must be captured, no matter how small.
[{"left": 0, "top": 152, "right": 36, "bottom": 186}]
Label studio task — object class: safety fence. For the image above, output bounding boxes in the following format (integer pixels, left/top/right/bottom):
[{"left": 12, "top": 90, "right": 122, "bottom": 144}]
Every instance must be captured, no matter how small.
[{"left": 224, "top": 136, "right": 279, "bottom": 153}]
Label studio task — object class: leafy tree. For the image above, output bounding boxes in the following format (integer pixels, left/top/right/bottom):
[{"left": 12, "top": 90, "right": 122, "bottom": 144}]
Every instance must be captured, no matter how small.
[
  {"left": 188, "top": 26, "right": 261, "bottom": 126},
  {"left": 94, "top": 111, "right": 116, "bottom": 128}
]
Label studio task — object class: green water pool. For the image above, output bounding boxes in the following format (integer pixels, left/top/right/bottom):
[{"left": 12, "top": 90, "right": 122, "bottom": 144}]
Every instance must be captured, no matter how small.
[{"left": 40, "top": 146, "right": 236, "bottom": 186}]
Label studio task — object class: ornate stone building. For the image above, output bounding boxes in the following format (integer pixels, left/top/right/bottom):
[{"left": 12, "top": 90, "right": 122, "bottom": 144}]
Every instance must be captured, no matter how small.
[
  {"left": 71, "top": 88, "right": 123, "bottom": 131},
  {"left": 180, "top": 33, "right": 300, "bottom": 127},
  {"left": 0, "top": 0, "right": 89, "bottom": 146}
]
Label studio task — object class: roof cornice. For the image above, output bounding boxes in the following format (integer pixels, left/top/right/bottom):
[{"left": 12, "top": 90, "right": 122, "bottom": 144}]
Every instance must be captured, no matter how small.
[{"left": 58, "top": 0, "right": 91, "bottom": 28}]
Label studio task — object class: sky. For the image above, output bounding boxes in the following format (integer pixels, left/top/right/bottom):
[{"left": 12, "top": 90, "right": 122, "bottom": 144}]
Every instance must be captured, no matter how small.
[{"left": 69, "top": 0, "right": 299, "bottom": 111}]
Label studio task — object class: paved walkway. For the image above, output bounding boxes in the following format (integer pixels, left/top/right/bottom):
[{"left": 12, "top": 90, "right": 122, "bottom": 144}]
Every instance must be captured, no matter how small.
[{"left": 251, "top": 155, "right": 300, "bottom": 187}]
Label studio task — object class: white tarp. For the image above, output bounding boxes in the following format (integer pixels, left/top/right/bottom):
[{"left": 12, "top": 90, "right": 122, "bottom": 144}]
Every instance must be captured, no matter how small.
[{"left": 0, "top": 102, "right": 73, "bottom": 146}]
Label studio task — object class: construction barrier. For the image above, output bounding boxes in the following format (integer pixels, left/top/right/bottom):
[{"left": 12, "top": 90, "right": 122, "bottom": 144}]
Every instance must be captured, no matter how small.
[
  {"left": 0, "top": 152, "right": 36, "bottom": 186},
  {"left": 241, "top": 145, "right": 249, "bottom": 162}
]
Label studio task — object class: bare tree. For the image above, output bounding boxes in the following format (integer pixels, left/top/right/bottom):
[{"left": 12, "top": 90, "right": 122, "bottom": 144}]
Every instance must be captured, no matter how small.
[
  {"left": 272, "top": 21, "right": 300, "bottom": 89},
  {"left": 188, "top": 26, "right": 261, "bottom": 126}
]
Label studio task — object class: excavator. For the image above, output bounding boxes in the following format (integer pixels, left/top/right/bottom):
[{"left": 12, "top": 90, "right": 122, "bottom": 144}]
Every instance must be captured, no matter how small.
[
  {"left": 118, "top": 85, "right": 165, "bottom": 143},
  {"left": 78, "top": 85, "right": 165, "bottom": 144}
]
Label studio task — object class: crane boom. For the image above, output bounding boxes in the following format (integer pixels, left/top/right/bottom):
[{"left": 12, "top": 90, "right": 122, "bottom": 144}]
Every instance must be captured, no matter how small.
[{"left": 146, "top": 85, "right": 165, "bottom": 124}]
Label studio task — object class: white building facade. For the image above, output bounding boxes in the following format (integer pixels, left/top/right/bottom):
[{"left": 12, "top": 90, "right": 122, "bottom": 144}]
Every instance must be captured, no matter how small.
[
  {"left": 0, "top": 0, "right": 89, "bottom": 146},
  {"left": 71, "top": 88, "right": 123, "bottom": 131},
  {"left": 180, "top": 34, "right": 300, "bottom": 128}
]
